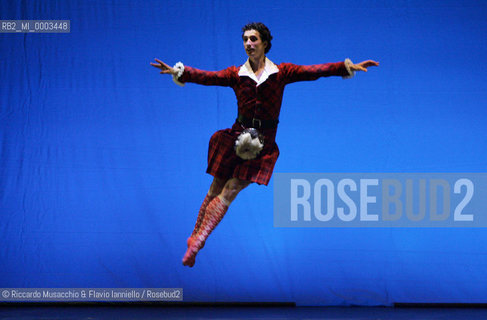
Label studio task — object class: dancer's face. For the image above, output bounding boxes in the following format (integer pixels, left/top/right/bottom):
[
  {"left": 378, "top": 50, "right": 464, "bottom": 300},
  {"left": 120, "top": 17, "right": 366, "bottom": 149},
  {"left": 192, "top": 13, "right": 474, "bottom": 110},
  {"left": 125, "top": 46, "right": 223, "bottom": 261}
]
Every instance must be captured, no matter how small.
[{"left": 243, "top": 29, "right": 267, "bottom": 60}]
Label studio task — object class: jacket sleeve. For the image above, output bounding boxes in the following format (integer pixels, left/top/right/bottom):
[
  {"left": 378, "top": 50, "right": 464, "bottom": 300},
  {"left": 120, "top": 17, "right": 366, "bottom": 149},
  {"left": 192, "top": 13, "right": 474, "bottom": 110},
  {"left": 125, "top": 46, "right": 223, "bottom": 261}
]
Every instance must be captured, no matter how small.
[
  {"left": 280, "top": 60, "right": 354, "bottom": 84},
  {"left": 175, "top": 65, "right": 238, "bottom": 87}
]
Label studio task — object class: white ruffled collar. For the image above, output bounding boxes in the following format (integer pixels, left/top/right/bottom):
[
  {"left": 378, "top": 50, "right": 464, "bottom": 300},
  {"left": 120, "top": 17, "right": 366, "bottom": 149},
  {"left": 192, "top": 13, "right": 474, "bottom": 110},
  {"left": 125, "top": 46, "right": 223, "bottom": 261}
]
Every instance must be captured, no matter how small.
[{"left": 238, "top": 57, "right": 279, "bottom": 86}]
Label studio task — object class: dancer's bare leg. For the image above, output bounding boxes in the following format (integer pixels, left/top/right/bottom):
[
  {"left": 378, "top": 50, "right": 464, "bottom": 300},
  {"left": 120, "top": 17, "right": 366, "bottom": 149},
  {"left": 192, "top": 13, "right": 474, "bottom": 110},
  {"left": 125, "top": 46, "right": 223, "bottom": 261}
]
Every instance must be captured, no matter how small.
[
  {"left": 183, "top": 178, "right": 251, "bottom": 267},
  {"left": 187, "top": 177, "right": 225, "bottom": 247},
  {"left": 219, "top": 178, "right": 252, "bottom": 204}
]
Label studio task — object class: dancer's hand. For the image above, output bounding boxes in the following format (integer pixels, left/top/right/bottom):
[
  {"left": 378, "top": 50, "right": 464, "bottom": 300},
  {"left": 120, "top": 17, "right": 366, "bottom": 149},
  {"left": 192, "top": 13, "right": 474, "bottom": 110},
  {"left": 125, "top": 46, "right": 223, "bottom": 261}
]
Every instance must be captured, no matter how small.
[
  {"left": 349, "top": 60, "right": 379, "bottom": 72},
  {"left": 150, "top": 58, "right": 177, "bottom": 75}
]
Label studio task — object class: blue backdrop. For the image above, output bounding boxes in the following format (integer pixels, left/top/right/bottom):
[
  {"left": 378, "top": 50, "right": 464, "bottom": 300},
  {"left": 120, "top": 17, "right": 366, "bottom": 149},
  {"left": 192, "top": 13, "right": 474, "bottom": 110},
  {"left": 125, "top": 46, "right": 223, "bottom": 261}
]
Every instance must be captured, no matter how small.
[{"left": 1, "top": 0, "right": 486, "bottom": 306}]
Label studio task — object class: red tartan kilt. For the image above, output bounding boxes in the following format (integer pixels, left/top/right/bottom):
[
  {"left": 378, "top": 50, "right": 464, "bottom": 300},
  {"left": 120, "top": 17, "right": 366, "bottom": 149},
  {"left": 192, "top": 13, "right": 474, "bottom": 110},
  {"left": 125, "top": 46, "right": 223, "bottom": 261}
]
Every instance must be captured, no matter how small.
[{"left": 206, "top": 124, "right": 279, "bottom": 186}]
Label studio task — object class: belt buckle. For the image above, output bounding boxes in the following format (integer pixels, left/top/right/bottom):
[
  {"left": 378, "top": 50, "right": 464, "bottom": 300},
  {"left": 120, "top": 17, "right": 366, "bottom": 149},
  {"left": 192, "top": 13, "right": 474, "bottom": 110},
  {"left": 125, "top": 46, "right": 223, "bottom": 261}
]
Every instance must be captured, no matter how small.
[{"left": 252, "top": 118, "right": 261, "bottom": 129}]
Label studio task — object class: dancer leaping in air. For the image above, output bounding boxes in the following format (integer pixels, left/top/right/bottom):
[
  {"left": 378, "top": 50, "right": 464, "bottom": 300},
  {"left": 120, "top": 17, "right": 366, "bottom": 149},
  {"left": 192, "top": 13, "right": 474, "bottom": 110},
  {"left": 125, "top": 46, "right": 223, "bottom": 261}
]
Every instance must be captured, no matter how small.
[{"left": 151, "top": 22, "right": 379, "bottom": 267}]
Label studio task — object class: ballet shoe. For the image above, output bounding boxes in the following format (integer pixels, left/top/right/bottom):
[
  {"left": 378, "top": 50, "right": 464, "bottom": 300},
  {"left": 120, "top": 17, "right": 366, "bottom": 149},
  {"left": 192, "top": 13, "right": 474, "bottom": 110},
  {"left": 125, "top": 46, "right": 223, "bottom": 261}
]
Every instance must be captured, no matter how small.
[
  {"left": 182, "top": 238, "right": 205, "bottom": 267},
  {"left": 182, "top": 245, "right": 199, "bottom": 267}
]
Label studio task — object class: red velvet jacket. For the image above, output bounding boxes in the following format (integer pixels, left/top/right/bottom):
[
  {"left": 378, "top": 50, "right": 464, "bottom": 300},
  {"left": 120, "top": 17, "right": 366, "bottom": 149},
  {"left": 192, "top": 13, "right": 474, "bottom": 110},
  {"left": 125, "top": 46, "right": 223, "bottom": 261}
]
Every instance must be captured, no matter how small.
[{"left": 177, "top": 58, "right": 352, "bottom": 124}]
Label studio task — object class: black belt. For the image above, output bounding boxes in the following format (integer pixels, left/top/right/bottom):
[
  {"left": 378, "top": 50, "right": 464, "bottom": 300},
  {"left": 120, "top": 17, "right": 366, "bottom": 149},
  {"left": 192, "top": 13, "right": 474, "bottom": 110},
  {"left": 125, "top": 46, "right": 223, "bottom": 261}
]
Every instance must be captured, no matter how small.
[{"left": 236, "top": 114, "right": 279, "bottom": 130}]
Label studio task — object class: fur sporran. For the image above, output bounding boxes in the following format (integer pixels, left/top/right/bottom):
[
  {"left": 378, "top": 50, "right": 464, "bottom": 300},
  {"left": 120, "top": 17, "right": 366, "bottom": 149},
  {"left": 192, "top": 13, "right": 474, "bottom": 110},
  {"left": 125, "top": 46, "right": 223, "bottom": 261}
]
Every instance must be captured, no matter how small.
[{"left": 234, "top": 128, "right": 264, "bottom": 160}]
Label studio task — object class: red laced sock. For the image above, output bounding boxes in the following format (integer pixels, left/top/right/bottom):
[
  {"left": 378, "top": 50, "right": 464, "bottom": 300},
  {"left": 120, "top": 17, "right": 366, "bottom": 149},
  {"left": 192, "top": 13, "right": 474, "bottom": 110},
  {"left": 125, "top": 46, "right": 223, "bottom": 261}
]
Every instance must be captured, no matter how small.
[
  {"left": 182, "top": 196, "right": 229, "bottom": 267},
  {"left": 187, "top": 194, "right": 215, "bottom": 248}
]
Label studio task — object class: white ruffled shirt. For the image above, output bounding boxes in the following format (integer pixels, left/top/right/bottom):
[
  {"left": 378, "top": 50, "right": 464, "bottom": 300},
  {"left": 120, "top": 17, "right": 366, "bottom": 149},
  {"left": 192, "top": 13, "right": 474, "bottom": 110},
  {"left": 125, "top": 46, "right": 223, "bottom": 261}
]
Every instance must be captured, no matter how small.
[{"left": 237, "top": 57, "right": 280, "bottom": 86}]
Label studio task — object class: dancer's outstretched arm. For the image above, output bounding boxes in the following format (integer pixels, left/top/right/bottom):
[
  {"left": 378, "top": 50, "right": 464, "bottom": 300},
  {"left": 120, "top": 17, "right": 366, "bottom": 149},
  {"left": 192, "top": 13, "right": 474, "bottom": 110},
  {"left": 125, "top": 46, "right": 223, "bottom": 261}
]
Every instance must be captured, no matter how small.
[{"left": 150, "top": 58, "right": 237, "bottom": 87}]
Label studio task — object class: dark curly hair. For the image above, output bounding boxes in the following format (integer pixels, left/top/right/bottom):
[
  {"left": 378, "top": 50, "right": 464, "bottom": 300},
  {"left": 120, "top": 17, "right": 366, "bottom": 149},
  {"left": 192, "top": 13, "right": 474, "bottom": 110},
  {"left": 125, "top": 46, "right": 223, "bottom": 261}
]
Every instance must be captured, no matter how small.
[{"left": 241, "top": 22, "right": 273, "bottom": 54}]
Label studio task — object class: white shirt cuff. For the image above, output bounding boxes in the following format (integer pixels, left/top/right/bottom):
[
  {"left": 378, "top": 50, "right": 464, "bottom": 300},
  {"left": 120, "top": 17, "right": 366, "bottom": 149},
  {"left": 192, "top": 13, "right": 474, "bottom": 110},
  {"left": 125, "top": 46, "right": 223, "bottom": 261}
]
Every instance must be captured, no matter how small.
[
  {"left": 172, "top": 61, "right": 185, "bottom": 87},
  {"left": 343, "top": 58, "right": 355, "bottom": 79}
]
